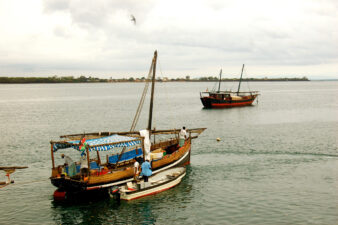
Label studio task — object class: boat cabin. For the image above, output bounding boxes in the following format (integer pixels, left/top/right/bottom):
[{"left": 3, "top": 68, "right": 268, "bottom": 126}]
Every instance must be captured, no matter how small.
[
  {"left": 49, "top": 128, "right": 205, "bottom": 192},
  {"left": 50, "top": 134, "right": 144, "bottom": 180}
]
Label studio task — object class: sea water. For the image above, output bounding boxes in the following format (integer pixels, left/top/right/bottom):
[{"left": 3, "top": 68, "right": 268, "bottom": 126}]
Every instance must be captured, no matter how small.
[{"left": 0, "top": 81, "right": 337, "bottom": 224}]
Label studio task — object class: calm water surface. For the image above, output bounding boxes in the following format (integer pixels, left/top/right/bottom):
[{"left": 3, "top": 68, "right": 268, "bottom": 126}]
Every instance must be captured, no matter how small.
[{"left": 0, "top": 81, "right": 337, "bottom": 225}]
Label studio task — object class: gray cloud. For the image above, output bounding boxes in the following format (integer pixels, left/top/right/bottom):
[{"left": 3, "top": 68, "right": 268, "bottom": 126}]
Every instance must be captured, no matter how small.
[
  {"left": 44, "top": 0, "right": 155, "bottom": 28},
  {"left": 44, "top": 0, "right": 70, "bottom": 13},
  {"left": 1, "top": 0, "right": 337, "bottom": 78},
  {"left": 53, "top": 26, "right": 70, "bottom": 38},
  {"left": 43, "top": 0, "right": 338, "bottom": 67}
]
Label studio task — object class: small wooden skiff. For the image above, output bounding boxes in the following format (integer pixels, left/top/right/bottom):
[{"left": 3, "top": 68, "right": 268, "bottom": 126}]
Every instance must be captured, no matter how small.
[
  {"left": 0, "top": 166, "right": 28, "bottom": 188},
  {"left": 115, "top": 167, "right": 186, "bottom": 201}
]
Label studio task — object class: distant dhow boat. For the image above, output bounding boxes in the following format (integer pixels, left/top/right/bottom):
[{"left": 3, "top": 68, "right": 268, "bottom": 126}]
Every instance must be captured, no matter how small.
[{"left": 200, "top": 65, "right": 259, "bottom": 108}]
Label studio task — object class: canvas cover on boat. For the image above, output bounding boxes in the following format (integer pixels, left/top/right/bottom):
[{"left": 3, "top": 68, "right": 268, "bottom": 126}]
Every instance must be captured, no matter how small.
[
  {"left": 108, "top": 148, "right": 143, "bottom": 164},
  {"left": 230, "top": 96, "right": 243, "bottom": 100},
  {"left": 140, "top": 129, "right": 151, "bottom": 161},
  {"left": 53, "top": 134, "right": 141, "bottom": 152}
]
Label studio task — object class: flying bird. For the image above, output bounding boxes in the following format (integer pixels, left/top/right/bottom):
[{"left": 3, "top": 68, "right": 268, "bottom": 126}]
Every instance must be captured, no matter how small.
[{"left": 130, "top": 14, "right": 136, "bottom": 25}]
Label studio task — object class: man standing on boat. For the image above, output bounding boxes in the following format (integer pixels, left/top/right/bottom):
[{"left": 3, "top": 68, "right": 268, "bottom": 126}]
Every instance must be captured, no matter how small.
[
  {"left": 133, "top": 158, "right": 140, "bottom": 181},
  {"left": 80, "top": 152, "right": 89, "bottom": 180},
  {"left": 140, "top": 160, "right": 152, "bottom": 182},
  {"left": 179, "top": 126, "right": 187, "bottom": 147},
  {"left": 61, "top": 154, "right": 73, "bottom": 166},
  {"left": 61, "top": 154, "right": 76, "bottom": 176}
]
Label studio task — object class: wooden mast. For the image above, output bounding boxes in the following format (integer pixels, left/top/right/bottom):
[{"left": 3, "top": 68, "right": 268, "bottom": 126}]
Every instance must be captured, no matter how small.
[
  {"left": 86, "top": 145, "right": 90, "bottom": 170},
  {"left": 141, "top": 137, "right": 145, "bottom": 160},
  {"left": 96, "top": 151, "right": 101, "bottom": 165},
  {"left": 147, "top": 50, "right": 157, "bottom": 131},
  {"left": 217, "top": 69, "right": 222, "bottom": 93},
  {"left": 51, "top": 144, "right": 55, "bottom": 169},
  {"left": 237, "top": 64, "right": 245, "bottom": 94}
]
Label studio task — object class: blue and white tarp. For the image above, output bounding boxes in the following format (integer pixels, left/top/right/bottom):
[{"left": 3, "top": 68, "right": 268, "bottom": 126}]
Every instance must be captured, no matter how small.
[{"left": 53, "top": 134, "right": 141, "bottom": 152}]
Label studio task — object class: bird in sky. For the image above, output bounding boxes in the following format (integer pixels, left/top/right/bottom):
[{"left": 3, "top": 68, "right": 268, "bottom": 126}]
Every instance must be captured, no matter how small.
[{"left": 130, "top": 14, "right": 136, "bottom": 25}]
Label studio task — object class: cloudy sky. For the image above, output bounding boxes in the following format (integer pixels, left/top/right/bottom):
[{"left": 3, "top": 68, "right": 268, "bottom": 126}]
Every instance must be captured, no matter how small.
[{"left": 0, "top": 0, "right": 337, "bottom": 79}]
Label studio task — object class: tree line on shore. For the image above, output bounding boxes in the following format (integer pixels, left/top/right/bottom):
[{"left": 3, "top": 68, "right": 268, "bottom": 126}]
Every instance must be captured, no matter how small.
[{"left": 0, "top": 75, "right": 309, "bottom": 83}]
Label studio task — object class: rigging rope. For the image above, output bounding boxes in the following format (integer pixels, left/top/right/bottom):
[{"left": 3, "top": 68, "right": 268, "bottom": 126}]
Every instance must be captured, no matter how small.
[
  {"left": 158, "top": 59, "right": 177, "bottom": 141},
  {"left": 130, "top": 58, "right": 154, "bottom": 132},
  {"left": 157, "top": 58, "right": 177, "bottom": 141},
  {"left": 211, "top": 81, "right": 217, "bottom": 92},
  {"left": 228, "top": 69, "right": 237, "bottom": 91},
  {"left": 0, "top": 179, "right": 47, "bottom": 189},
  {"left": 243, "top": 67, "right": 252, "bottom": 92}
]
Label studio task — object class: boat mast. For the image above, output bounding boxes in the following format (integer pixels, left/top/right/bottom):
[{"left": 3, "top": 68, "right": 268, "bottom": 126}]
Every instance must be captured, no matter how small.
[
  {"left": 148, "top": 50, "right": 157, "bottom": 131},
  {"left": 237, "top": 64, "right": 244, "bottom": 94},
  {"left": 217, "top": 69, "right": 222, "bottom": 93}
]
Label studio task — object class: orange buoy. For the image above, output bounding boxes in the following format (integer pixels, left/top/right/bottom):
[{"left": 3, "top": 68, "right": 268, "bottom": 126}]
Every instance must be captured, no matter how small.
[{"left": 53, "top": 189, "right": 66, "bottom": 201}]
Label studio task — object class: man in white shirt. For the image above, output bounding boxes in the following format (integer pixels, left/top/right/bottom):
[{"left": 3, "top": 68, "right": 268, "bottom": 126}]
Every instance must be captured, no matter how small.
[
  {"left": 61, "top": 154, "right": 77, "bottom": 176},
  {"left": 80, "top": 153, "right": 89, "bottom": 180},
  {"left": 133, "top": 158, "right": 140, "bottom": 181},
  {"left": 179, "top": 126, "right": 187, "bottom": 147},
  {"left": 61, "top": 154, "right": 73, "bottom": 166}
]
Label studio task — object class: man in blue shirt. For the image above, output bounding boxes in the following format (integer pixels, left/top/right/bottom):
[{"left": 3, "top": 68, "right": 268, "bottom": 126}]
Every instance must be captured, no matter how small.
[{"left": 140, "top": 160, "right": 152, "bottom": 182}]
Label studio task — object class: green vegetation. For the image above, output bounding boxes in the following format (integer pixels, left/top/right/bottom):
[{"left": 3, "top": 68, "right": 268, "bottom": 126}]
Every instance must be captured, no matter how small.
[
  {"left": 0, "top": 76, "right": 108, "bottom": 83},
  {"left": 196, "top": 76, "right": 309, "bottom": 82},
  {"left": 0, "top": 75, "right": 309, "bottom": 83}
]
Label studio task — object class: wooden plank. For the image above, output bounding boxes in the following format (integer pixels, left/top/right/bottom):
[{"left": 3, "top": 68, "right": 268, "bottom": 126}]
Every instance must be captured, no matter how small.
[
  {"left": 57, "top": 128, "right": 206, "bottom": 139},
  {"left": 96, "top": 151, "right": 101, "bottom": 165},
  {"left": 86, "top": 147, "right": 90, "bottom": 170},
  {"left": 0, "top": 166, "right": 28, "bottom": 170},
  {"left": 51, "top": 143, "right": 55, "bottom": 169},
  {"left": 50, "top": 137, "right": 142, "bottom": 147},
  {"left": 115, "top": 147, "right": 127, "bottom": 169}
]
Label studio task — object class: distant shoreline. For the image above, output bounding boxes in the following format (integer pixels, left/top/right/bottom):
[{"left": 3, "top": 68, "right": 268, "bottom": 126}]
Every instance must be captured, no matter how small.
[{"left": 0, "top": 76, "right": 311, "bottom": 84}]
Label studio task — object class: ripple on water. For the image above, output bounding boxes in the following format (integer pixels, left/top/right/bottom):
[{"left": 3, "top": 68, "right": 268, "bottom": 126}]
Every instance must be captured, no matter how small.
[{"left": 1, "top": 82, "right": 338, "bottom": 224}]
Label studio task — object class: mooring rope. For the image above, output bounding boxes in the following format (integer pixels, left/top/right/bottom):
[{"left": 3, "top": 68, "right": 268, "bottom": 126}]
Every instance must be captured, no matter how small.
[
  {"left": 15, "top": 179, "right": 47, "bottom": 185},
  {"left": 0, "top": 179, "right": 47, "bottom": 189},
  {"left": 0, "top": 183, "right": 9, "bottom": 189}
]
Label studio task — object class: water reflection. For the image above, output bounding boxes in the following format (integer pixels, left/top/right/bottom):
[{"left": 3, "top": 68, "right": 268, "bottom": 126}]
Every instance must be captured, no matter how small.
[
  {"left": 51, "top": 191, "right": 159, "bottom": 224},
  {"left": 50, "top": 167, "right": 193, "bottom": 224}
]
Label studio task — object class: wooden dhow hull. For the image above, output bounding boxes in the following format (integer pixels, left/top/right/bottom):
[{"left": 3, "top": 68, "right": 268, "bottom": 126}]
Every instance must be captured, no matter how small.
[
  {"left": 50, "top": 139, "right": 192, "bottom": 193},
  {"left": 50, "top": 51, "right": 206, "bottom": 198},
  {"left": 200, "top": 65, "right": 259, "bottom": 109},
  {"left": 201, "top": 94, "right": 258, "bottom": 108}
]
